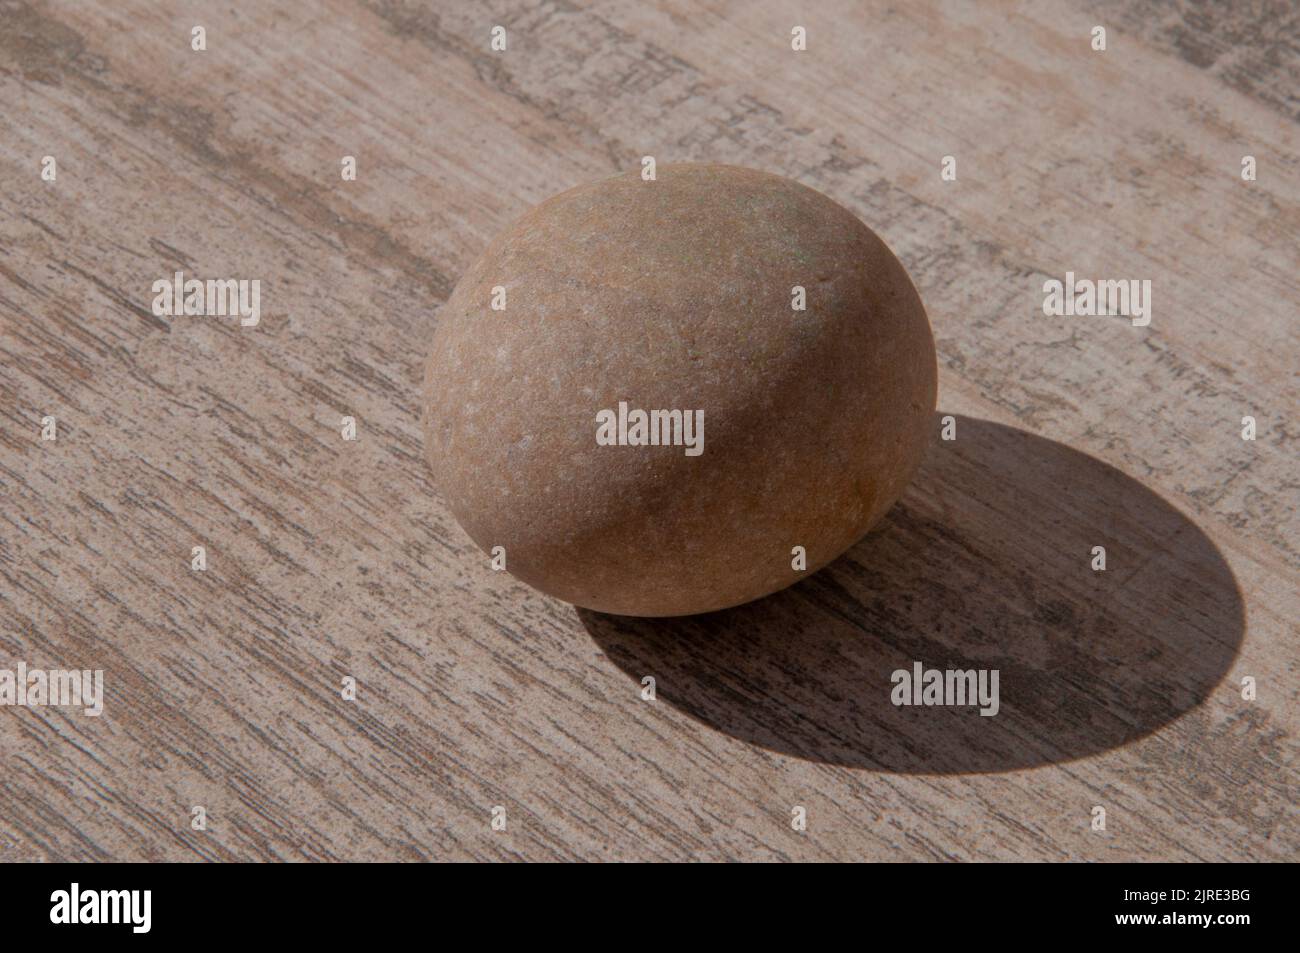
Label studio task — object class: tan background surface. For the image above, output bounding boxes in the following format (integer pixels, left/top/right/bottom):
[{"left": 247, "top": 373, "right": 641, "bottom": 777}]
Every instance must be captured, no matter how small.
[{"left": 1, "top": 0, "right": 1296, "bottom": 861}]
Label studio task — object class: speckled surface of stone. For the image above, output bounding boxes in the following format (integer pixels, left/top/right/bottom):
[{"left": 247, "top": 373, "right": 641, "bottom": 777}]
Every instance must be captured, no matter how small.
[{"left": 424, "top": 163, "right": 937, "bottom": 616}]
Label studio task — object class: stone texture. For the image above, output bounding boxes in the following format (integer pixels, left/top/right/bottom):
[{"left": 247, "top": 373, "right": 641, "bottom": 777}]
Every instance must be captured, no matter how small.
[{"left": 423, "top": 163, "right": 937, "bottom": 616}]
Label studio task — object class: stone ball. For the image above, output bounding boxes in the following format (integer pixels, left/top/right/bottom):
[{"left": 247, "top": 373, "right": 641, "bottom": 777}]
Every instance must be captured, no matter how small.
[{"left": 423, "top": 163, "right": 936, "bottom": 617}]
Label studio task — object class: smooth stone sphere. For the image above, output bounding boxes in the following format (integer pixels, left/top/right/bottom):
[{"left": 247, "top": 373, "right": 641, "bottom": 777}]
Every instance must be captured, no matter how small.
[{"left": 424, "top": 163, "right": 937, "bottom": 617}]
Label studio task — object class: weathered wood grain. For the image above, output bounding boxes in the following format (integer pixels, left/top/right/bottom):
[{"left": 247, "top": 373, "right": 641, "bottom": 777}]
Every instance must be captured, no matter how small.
[{"left": 0, "top": 0, "right": 1295, "bottom": 861}]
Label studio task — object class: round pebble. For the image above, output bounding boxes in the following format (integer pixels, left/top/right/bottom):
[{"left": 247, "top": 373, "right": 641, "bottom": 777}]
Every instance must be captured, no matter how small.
[{"left": 423, "top": 163, "right": 936, "bottom": 616}]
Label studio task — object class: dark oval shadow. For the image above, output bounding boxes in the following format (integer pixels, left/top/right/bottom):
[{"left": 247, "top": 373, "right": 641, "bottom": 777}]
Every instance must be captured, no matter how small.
[{"left": 579, "top": 415, "right": 1245, "bottom": 774}]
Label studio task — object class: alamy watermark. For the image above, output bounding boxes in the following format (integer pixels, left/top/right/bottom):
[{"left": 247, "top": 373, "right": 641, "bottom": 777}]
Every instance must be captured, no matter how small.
[
  {"left": 596, "top": 401, "right": 704, "bottom": 456},
  {"left": 151, "top": 271, "right": 261, "bottom": 327},
  {"left": 0, "top": 662, "right": 103, "bottom": 716},
  {"left": 891, "top": 661, "right": 999, "bottom": 716},
  {"left": 50, "top": 883, "right": 150, "bottom": 933},
  {"left": 1042, "top": 271, "right": 1150, "bottom": 326}
]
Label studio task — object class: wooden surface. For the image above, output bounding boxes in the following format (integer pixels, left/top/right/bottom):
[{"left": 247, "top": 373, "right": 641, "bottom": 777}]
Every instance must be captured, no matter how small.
[{"left": 1, "top": 0, "right": 1296, "bottom": 862}]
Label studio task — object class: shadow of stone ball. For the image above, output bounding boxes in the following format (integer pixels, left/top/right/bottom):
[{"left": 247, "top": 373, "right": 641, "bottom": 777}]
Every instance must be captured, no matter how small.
[{"left": 579, "top": 415, "right": 1245, "bottom": 774}]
